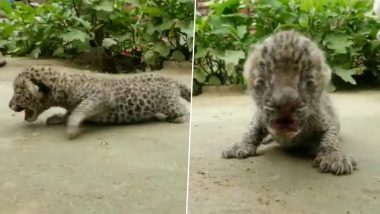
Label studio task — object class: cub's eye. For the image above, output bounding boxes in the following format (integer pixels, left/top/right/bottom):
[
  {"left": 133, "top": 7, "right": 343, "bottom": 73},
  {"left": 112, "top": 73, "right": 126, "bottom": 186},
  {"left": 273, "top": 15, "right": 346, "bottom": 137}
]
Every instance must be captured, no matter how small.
[
  {"left": 253, "top": 78, "right": 266, "bottom": 88},
  {"left": 305, "top": 79, "right": 316, "bottom": 88}
]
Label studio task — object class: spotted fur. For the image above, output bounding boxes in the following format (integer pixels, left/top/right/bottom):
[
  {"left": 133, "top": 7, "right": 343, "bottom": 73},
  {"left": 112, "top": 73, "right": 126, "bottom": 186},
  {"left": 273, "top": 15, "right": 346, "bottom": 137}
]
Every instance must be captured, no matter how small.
[
  {"left": 222, "top": 30, "right": 357, "bottom": 175},
  {"left": 9, "top": 66, "right": 190, "bottom": 138}
]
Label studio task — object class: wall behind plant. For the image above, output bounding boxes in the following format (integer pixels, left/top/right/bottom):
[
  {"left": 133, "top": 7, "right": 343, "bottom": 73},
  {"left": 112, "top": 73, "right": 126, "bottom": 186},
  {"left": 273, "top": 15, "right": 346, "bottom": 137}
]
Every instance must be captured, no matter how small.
[{"left": 194, "top": 0, "right": 380, "bottom": 95}]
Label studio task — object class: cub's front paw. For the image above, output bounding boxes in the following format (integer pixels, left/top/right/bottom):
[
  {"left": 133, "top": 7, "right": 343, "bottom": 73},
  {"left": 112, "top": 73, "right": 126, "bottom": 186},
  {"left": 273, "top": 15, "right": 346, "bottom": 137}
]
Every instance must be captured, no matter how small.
[
  {"left": 46, "top": 113, "right": 67, "bottom": 125},
  {"left": 66, "top": 125, "right": 81, "bottom": 139},
  {"left": 313, "top": 152, "right": 358, "bottom": 175},
  {"left": 222, "top": 143, "right": 258, "bottom": 159}
]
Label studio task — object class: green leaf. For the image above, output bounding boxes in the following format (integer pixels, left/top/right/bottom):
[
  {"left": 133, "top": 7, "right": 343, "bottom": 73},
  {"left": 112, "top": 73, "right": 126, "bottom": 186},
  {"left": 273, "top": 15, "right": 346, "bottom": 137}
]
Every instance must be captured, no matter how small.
[
  {"left": 124, "top": 0, "right": 142, "bottom": 6},
  {"left": 194, "top": 69, "right": 207, "bottom": 83},
  {"left": 299, "top": 14, "right": 309, "bottom": 28},
  {"left": 171, "top": 50, "right": 185, "bottom": 61},
  {"left": 324, "top": 35, "right": 353, "bottom": 54},
  {"left": 60, "top": 29, "right": 89, "bottom": 43},
  {"left": 0, "top": 0, "right": 13, "bottom": 15},
  {"left": 158, "top": 18, "right": 174, "bottom": 31},
  {"left": 211, "top": 24, "right": 240, "bottom": 40},
  {"left": 52, "top": 46, "right": 65, "bottom": 57},
  {"left": 102, "top": 38, "right": 117, "bottom": 49},
  {"left": 179, "top": 0, "right": 194, "bottom": 3},
  {"left": 211, "top": 0, "right": 240, "bottom": 15},
  {"left": 195, "top": 47, "right": 207, "bottom": 59},
  {"left": 333, "top": 66, "right": 357, "bottom": 85},
  {"left": 146, "top": 25, "right": 157, "bottom": 34},
  {"left": 326, "top": 82, "right": 336, "bottom": 92},
  {"left": 71, "top": 40, "right": 92, "bottom": 53},
  {"left": 208, "top": 75, "right": 221, "bottom": 85},
  {"left": 221, "top": 50, "right": 245, "bottom": 65},
  {"left": 209, "top": 49, "right": 226, "bottom": 60},
  {"left": 236, "top": 25, "right": 247, "bottom": 39},
  {"left": 180, "top": 21, "right": 194, "bottom": 36},
  {"left": 94, "top": 1, "right": 114, "bottom": 12},
  {"left": 210, "top": 27, "right": 231, "bottom": 35},
  {"left": 153, "top": 42, "right": 170, "bottom": 57},
  {"left": 187, "top": 37, "right": 193, "bottom": 52},
  {"left": 225, "top": 63, "right": 236, "bottom": 76},
  {"left": 73, "top": 17, "right": 92, "bottom": 30},
  {"left": 143, "top": 7, "right": 163, "bottom": 16},
  {"left": 0, "top": 40, "right": 8, "bottom": 48},
  {"left": 30, "top": 47, "right": 41, "bottom": 59},
  {"left": 114, "top": 34, "right": 132, "bottom": 42},
  {"left": 300, "top": 0, "right": 314, "bottom": 12},
  {"left": 143, "top": 50, "right": 160, "bottom": 66}
]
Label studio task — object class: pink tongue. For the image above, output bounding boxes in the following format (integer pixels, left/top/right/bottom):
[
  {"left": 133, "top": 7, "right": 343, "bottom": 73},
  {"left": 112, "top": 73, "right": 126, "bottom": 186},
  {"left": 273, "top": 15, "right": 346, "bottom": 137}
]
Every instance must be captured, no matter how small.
[{"left": 24, "top": 110, "right": 31, "bottom": 120}]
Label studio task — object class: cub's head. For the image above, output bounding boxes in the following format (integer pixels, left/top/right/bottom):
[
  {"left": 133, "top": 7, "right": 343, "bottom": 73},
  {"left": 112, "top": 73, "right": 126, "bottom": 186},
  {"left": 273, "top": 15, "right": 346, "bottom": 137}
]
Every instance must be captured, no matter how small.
[
  {"left": 9, "top": 67, "right": 50, "bottom": 122},
  {"left": 244, "top": 30, "right": 331, "bottom": 140}
]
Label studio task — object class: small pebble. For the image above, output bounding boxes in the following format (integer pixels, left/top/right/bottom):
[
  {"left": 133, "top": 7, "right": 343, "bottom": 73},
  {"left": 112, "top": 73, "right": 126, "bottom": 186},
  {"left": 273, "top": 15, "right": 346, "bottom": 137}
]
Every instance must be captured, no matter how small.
[
  {"left": 100, "top": 141, "right": 109, "bottom": 146},
  {"left": 31, "top": 133, "right": 39, "bottom": 137}
]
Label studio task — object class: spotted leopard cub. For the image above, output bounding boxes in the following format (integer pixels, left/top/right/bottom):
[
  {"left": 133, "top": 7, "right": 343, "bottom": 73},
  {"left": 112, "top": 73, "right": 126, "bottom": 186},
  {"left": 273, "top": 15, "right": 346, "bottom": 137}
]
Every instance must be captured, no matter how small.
[
  {"left": 9, "top": 66, "right": 190, "bottom": 139},
  {"left": 222, "top": 30, "right": 357, "bottom": 175}
]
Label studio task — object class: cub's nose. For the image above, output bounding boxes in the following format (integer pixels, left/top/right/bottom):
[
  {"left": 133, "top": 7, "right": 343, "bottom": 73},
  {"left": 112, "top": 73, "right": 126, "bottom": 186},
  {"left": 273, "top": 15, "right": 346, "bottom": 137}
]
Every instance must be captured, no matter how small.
[
  {"left": 272, "top": 87, "right": 301, "bottom": 115},
  {"left": 8, "top": 99, "right": 23, "bottom": 112},
  {"left": 8, "top": 99, "right": 13, "bottom": 109}
]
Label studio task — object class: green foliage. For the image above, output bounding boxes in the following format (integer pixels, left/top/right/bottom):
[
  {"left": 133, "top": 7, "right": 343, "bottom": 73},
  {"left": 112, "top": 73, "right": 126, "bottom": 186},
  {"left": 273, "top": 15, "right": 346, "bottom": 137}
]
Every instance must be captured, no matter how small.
[
  {"left": 0, "top": 0, "right": 194, "bottom": 71},
  {"left": 194, "top": 0, "right": 380, "bottom": 94},
  {"left": 194, "top": 0, "right": 254, "bottom": 94}
]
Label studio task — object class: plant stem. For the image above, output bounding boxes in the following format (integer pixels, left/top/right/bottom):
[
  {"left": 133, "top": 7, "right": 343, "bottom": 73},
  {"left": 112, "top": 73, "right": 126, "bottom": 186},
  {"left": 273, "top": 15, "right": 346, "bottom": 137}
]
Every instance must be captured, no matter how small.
[{"left": 71, "top": 0, "right": 80, "bottom": 17}]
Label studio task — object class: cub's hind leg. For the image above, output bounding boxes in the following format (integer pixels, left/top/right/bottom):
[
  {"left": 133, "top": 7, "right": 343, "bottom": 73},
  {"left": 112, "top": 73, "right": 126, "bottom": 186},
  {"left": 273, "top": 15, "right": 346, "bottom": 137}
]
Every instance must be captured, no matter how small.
[{"left": 157, "top": 91, "right": 187, "bottom": 124}]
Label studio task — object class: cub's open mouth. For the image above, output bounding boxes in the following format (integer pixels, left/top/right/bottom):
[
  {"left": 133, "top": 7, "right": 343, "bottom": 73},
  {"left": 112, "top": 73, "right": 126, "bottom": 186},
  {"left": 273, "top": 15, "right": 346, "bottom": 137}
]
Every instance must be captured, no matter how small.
[
  {"left": 271, "top": 117, "right": 299, "bottom": 132},
  {"left": 11, "top": 105, "right": 36, "bottom": 121},
  {"left": 24, "top": 109, "right": 35, "bottom": 121}
]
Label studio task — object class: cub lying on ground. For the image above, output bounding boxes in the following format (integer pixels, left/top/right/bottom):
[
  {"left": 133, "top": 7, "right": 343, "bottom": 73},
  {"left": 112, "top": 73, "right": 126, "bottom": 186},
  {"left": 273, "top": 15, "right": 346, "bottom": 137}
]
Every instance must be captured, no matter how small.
[
  {"left": 9, "top": 66, "right": 190, "bottom": 139},
  {"left": 222, "top": 30, "right": 357, "bottom": 175}
]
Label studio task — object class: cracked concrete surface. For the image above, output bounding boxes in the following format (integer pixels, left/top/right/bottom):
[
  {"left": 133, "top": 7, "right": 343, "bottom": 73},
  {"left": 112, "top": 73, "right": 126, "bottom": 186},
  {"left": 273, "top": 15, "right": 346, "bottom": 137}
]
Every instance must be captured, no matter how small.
[
  {"left": 0, "top": 58, "right": 191, "bottom": 214},
  {"left": 188, "top": 90, "right": 380, "bottom": 214}
]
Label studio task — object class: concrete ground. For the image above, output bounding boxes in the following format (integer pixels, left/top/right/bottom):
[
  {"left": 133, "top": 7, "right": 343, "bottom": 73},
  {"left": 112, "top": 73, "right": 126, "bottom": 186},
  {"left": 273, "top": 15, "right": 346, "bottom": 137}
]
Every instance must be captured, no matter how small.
[
  {"left": 188, "top": 89, "right": 380, "bottom": 214},
  {"left": 0, "top": 58, "right": 191, "bottom": 214}
]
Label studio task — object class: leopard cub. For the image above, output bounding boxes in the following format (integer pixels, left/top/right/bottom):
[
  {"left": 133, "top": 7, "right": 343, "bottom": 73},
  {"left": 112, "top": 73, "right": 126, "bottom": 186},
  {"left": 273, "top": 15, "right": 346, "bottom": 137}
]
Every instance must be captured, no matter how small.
[
  {"left": 222, "top": 30, "right": 357, "bottom": 175},
  {"left": 9, "top": 66, "right": 190, "bottom": 139}
]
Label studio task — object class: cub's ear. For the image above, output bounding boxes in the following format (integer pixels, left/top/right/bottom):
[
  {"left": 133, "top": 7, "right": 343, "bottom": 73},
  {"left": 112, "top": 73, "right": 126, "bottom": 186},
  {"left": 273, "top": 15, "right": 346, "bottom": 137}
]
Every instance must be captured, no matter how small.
[
  {"left": 24, "top": 78, "right": 50, "bottom": 99},
  {"left": 243, "top": 46, "right": 258, "bottom": 91},
  {"left": 321, "top": 63, "right": 332, "bottom": 88}
]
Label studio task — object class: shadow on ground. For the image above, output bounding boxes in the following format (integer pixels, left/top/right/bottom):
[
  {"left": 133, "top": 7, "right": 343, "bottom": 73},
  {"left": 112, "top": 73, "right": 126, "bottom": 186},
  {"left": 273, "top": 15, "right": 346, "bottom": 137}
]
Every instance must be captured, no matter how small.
[
  {"left": 189, "top": 90, "right": 380, "bottom": 214},
  {"left": 0, "top": 58, "right": 191, "bottom": 214}
]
